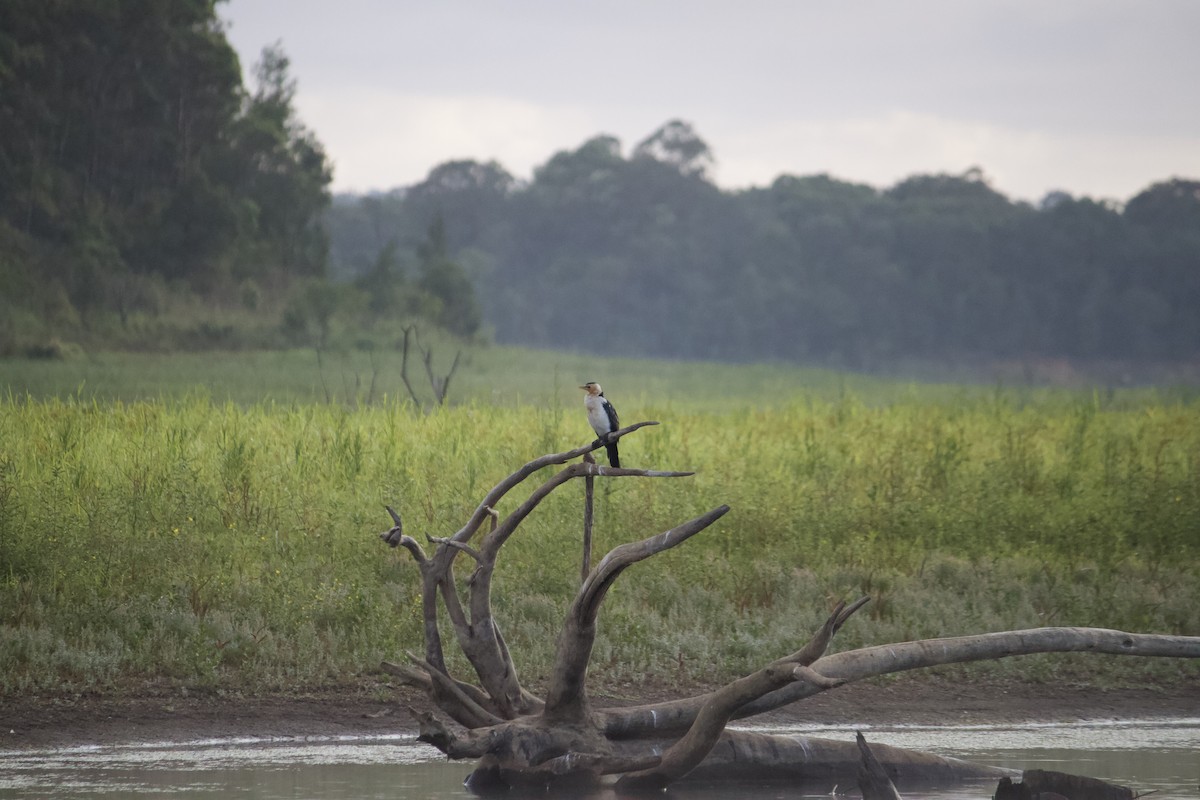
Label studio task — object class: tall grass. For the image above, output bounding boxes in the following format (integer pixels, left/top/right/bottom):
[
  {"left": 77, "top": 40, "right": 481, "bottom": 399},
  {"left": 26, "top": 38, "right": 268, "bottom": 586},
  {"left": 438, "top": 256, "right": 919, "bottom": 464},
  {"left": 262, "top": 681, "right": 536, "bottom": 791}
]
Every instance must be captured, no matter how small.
[{"left": 1, "top": 364, "right": 1198, "bottom": 696}]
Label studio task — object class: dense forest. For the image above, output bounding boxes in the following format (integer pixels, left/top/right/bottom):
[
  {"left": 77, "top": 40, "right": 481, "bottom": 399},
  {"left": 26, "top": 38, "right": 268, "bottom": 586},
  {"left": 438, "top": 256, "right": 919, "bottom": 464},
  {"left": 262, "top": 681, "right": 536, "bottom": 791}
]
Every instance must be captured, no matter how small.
[
  {"left": 327, "top": 120, "right": 1200, "bottom": 368},
  {"left": 0, "top": 1, "right": 339, "bottom": 351},
  {"left": 2, "top": 4, "right": 1197, "bottom": 371}
]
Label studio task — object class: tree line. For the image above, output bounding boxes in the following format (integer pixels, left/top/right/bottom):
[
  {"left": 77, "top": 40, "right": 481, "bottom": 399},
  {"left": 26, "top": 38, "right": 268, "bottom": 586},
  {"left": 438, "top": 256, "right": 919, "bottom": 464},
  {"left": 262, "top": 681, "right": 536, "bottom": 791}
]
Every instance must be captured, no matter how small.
[
  {"left": 0, "top": 1, "right": 490, "bottom": 355},
  {"left": 327, "top": 121, "right": 1200, "bottom": 368},
  {"left": 3, "top": 3, "right": 1196, "bottom": 367},
  {"left": 0, "top": 1, "right": 337, "bottom": 352}
]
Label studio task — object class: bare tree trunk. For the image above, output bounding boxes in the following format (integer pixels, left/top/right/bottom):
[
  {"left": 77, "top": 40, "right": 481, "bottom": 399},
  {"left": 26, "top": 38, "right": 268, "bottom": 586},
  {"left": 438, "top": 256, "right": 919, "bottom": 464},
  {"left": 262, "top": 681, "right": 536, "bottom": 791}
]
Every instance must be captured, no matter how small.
[
  {"left": 581, "top": 452, "right": 594, "bottom": 583},
  {"left": 375, "top": 422, "right": 1200, "bottom": 794}
]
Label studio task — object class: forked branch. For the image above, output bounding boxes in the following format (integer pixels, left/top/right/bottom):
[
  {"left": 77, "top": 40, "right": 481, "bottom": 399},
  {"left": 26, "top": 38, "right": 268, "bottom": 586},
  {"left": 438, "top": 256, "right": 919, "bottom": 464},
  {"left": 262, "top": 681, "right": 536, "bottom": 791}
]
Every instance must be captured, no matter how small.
[
  {"left": 543, "top": 505, "right": 732, "bottom": 722},
  {"left": 616, "top": 599, "right": 866, "bottom": 791},
  {"left": 399, "top": 324, "right": 462, "bottom": 407},
  {"left": 373, "top": 423, "right": 1200, "bottom": 795},
  {"left": 380, "top": 422, "right": 691, "bottom": 720}
]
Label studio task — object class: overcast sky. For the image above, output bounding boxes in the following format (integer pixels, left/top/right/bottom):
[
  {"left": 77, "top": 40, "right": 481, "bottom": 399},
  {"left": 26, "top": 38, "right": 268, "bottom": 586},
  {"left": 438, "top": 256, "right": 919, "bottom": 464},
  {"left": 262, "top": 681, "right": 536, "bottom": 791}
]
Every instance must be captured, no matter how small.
[{"left": 220, "top": 1, "right": 1200, "bottom": 203}]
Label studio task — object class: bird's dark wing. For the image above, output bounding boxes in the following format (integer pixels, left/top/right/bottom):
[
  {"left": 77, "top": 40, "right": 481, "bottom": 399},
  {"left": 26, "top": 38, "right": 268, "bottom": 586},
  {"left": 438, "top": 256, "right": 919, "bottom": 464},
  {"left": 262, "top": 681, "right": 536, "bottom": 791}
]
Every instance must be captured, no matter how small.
[{"left": 602, "top": 398, "right": 619, "bottom": 433}]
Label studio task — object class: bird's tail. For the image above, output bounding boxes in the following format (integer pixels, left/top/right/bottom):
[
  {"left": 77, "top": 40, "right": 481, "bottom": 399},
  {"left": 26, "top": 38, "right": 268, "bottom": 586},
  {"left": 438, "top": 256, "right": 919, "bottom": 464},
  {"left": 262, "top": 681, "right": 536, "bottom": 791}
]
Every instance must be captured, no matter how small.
[{"left": 605, "top": 442, "right": 620, "bottom": 469}]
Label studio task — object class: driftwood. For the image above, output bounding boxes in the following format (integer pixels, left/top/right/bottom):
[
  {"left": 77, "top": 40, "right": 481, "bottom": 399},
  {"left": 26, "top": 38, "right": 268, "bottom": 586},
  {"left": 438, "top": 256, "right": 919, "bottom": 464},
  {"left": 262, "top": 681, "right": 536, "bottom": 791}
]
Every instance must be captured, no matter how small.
[
  {"left": 995, "top": 770, "right": 1135, "bottom": 800},
  {"left": 375, "top": 422, "right": 1200, "bottom": 794},
  {"left": 858, "top": 731, "right": 904, "bottom": 800}
]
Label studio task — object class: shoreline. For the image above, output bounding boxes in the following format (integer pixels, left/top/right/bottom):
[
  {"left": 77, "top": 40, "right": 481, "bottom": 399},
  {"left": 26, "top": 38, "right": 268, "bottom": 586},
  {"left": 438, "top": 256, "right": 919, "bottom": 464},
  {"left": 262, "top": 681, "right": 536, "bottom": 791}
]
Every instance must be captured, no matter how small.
[{"left": 4, "top": 676, "right": 1198, "bottom": 752}]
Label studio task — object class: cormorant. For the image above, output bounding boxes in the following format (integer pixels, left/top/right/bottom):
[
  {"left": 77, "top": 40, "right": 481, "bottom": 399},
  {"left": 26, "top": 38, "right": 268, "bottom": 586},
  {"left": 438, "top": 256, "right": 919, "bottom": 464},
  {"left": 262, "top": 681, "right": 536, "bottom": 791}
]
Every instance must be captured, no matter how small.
[{"left": 580, "top": 382, "right": 620, "bottom": 467}]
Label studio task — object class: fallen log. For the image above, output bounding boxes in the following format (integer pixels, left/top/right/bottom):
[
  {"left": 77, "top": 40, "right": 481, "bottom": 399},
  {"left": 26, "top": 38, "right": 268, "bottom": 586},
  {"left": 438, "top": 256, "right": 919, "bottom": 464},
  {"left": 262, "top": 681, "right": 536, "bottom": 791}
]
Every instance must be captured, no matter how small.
[
  {"left": 374, "top": 423, "right": 1200, "bottom": 794},
  {"left": 993, "top": 769, "right": 1135, "bottom": 800}
]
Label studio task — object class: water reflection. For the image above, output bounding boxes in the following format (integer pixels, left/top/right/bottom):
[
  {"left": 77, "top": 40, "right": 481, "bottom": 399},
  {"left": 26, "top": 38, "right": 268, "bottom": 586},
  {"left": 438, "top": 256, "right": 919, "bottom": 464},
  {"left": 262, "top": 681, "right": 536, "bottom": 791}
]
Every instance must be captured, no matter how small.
[{"left": 1, "top": 719, "right": 1197, "bottom": 799}]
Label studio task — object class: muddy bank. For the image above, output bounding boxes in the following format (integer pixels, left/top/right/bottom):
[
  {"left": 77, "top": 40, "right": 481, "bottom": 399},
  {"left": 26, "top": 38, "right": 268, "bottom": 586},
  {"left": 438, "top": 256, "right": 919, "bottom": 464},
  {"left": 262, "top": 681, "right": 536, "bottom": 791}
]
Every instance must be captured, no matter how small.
[{"left": 3, "top": 676, "right": 1198, "bottom": 751}]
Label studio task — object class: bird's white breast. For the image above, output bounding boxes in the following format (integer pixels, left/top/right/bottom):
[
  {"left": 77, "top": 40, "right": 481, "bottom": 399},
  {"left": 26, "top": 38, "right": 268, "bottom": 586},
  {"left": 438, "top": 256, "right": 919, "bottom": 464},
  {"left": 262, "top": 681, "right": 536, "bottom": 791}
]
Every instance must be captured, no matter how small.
[{"left": 584, "top": 395, "right": 611, "bottom": 437}]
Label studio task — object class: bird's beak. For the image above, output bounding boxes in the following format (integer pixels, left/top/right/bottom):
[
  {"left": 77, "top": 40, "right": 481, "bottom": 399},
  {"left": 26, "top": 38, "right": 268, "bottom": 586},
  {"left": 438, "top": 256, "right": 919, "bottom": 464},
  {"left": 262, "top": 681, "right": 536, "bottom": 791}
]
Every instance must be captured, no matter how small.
[{"left": 578, "top": 385, "right": 589, "bottom": 390}]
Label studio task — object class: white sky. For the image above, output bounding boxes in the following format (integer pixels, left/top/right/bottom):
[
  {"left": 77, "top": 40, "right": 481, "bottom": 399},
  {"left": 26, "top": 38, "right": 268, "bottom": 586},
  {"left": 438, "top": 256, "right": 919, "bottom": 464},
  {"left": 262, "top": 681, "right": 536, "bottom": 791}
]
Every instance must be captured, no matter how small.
[{"left": 220, "top": 0, "right": 1200, "bottom": 203}]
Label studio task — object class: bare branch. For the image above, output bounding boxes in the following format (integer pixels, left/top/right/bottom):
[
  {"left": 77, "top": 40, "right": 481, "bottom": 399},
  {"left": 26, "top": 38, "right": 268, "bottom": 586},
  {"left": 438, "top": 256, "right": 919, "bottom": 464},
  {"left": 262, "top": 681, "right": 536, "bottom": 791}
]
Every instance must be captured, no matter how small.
[
  {"left": 399, "top": 561, "right": 447, "bottom": 674},
  {"left": 603, "top": 626, "right": 1200, "bottom": 737},
  {"left": 437, "top": 450, "right": 697, "bottom": 719},
  {"left": 379, "top": 660, "right": 432, "bottom": 691},
  {"left": 582, "top": 454, "right": 595, "bottom": 583},
  {"left": 776, "top": 596, "right": 870, "bottom": 666},
  {"left": 435, "top": 349, "right": 462, "bottom": 405},
  {"left": 411, "top": 709, "right": 489, "bottom": 759},
  {"left": 857, "top": 732, "right": 904, "bottom": 800},
  {"left": 380, "top": 506, "right": 426, "bottom": 559},
  {"left": 748, "top": 626, "right": 1200, "bottom": 716},
  {"left": 409, "top": 653, "right": 505, "bottom": 729},
  {"left": 577, "top": 505, "right": 731, "bottom": 626},
  {"left": 490, "top": 619, "right": 546, "bottom": 715},
  {"left": 543, "top": 506, "right": 731, "bottom": 722},
  {"left": 437, "top": 571, "right": 472, "bottom": 633},
  {"left": 484, "top": 461, "right": 695, "bottom": 562},
  {"left": 616, "top": 601, "right": 850, "bottom": 790},
  {"left": 384, "top": 657, "right": 505, "bottom": 721},
  {"left": 427, "top": 535, "right": 483, "bottom": 563},
  {"left": 380, "top": 530, "right": 428, "bottom": 563},
  {"left": 396, "top": 325, "right": 463, "bottom": 407},
  {"left": 446, "top": 421, "right": 662, "bottom": 549},
  {"left": 398, "top": 326, "right": 423, "bottom": 407}
]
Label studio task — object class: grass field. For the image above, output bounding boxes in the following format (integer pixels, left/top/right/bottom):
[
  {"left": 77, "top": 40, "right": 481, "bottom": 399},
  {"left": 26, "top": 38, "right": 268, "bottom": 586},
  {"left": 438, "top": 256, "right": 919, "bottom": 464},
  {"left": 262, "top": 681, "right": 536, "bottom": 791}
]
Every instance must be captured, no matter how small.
[
  {"left": 1, "top": 343, "right": 960, "bottom": 409},
  {"left": 1, "top": 347, "right": 1198, "bottom": 696}
]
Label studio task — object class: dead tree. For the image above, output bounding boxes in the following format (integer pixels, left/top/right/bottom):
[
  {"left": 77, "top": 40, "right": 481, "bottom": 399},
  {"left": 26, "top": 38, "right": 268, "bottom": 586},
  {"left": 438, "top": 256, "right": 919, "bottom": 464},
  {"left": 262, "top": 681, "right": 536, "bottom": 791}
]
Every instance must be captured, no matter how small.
[
  {"left": 399, "top": 324, "right": 461, "bottom": 408},
  {"left": 375, "top": 422, "right": 1200, "bottom": 795}
]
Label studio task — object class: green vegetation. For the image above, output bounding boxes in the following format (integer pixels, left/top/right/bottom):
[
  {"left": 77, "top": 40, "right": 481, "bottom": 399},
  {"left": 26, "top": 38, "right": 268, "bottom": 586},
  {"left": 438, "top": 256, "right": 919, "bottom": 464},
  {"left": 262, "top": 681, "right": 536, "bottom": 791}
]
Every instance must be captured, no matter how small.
[
  {"left": 1, "top": 8, "right": 1196, "bottom": 699},
  {"left": 0, "top": 345, "right": 982, "bottom": 409},
  {"left": 0, "top": 2, "right": 330, "bottom": 356},
  {"left": 2, "top": 354, "right": 1197, "bottom": 697},
  {"left": 4, "top": 4, "right": 1196, "bottom": 373},
  {"left": 0, "top": 5, "right": 482, "bottom": 361}
]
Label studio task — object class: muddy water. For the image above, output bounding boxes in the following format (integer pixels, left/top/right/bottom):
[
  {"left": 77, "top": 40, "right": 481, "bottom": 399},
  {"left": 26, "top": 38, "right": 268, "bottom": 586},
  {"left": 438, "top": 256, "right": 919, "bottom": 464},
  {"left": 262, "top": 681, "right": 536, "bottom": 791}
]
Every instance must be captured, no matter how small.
[{"left": 1, "top": 719, "right": 1196, "bottom": 799}]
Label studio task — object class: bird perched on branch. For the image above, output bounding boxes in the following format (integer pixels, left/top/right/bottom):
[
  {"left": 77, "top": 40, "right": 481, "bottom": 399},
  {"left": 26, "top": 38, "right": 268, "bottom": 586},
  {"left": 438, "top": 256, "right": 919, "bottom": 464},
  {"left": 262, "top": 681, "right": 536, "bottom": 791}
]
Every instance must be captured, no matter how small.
[{"left": 580, "top": 381, "right": 620, "bottom": 467}]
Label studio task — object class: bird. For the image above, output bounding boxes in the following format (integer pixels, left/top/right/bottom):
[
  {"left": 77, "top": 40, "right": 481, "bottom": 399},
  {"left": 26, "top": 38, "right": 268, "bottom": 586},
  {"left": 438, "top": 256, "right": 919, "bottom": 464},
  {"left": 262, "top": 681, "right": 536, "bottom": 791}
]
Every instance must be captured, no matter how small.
[{"left": 580, "top": 381, "right": 620, "bottom": 467}]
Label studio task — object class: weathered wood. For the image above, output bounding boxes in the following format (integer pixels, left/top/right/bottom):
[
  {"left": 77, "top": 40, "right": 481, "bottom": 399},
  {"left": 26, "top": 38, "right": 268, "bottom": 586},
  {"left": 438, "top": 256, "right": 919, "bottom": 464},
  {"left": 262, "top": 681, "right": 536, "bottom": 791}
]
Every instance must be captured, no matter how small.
[
  {"left": 739, "top": 627, "right": 1200, "bottom": 718},
  {"left": 1020, "top": 768, "right": 1134, "bottom": 800},
  {"left": 375, "top": 423, "right": 1200, "bottom": 794},
  {"left": 544, "top": 505, "right": 731, "bottom": 723},
  {"left": 581, "top": 452, "right": 594, "bottom": 582},
  {"left": 616, "top": 600, "right": 859, "bottom": 791},
  {"left": 857, "top": 731, "right": 904, "bottom": 800},
  {"left": 382, "top": 424, "right": 689, "bottom": 722},
  {"left": 680, "top": 730, "right": 1009, "bottom": 788},
  {"left": 601, "top": 626, "right": 1200, "bottom": 738}
]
